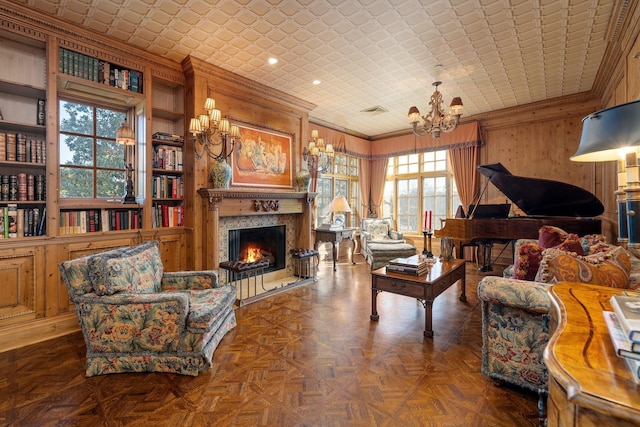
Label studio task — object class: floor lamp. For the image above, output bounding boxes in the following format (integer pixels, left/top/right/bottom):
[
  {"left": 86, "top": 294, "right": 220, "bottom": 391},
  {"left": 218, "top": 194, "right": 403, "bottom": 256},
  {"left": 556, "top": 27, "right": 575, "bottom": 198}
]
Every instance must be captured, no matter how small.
[{"left": 571, "top": 99, "right": 640, "bottom": 252}]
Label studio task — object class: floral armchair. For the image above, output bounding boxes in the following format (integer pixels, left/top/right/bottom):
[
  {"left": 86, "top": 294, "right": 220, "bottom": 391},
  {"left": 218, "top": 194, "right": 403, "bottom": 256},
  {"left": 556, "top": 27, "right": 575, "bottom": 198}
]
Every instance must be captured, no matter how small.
[
  {"left": 478, "top": 228, "right": 640, "bottom": 396},
  {"left": 360, "top": 217, "right": 416, "bottom": 269},
  {"left": 59, "top": 241, "right": 237, "bottom": 377}
]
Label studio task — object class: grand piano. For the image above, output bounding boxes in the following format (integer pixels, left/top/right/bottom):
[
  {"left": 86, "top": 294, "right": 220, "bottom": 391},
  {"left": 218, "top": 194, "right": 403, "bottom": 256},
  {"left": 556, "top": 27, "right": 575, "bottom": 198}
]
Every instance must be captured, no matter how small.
[{"left": 435, "top": 163, "right": 603, "bottom": 271}]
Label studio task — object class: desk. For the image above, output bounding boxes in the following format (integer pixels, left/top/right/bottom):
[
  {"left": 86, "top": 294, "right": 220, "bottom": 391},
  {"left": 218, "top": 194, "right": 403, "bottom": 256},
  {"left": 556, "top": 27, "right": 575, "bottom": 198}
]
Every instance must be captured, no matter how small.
[
  {"left": 546, "top": 282, "right": 640, "bottom": 426},
  {"left": 370, "top": 258, "right": 466, "bottom": 337},
  {"left": 314, "top": 227, "right": 356, "bottom": 271}
]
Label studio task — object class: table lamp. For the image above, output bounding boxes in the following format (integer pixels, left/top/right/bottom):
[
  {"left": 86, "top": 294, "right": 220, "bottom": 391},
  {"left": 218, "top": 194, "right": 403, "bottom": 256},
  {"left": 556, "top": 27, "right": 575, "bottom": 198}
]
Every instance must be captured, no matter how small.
[
  {"left": 327, "top": 195, "right": 351, "bottom": 228},
  {"left": 571, "top": 99, "right": 640, "bottom": 250}
]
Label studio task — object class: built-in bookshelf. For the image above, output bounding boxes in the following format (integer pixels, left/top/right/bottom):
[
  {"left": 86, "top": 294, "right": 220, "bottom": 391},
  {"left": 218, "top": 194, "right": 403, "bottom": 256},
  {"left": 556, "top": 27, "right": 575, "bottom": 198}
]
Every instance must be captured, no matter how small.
[
  {"left": 59, "top": 47, "right": 143, "bottom": 94},
  {"left": 151, "top": 78, "right": 185, "bottom": 228},
  {"left": 0, "top": 33, "right": 48, "bottom": 240},
  {"left": 59, "top": 207, "right": 143, "bottom": 234}
]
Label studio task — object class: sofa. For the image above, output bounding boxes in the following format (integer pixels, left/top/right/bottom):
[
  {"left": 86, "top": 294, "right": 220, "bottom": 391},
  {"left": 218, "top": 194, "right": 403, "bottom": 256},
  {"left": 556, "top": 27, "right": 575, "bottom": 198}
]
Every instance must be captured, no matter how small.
[
  {"left": 59, "top": 241, "right": 237, "bottom": 377},
  {"left": 478, "top": 226, "right": 640, "bottom": 395},
  {"left": 360, "top": 217, "right": 416, "bottom": 269}
]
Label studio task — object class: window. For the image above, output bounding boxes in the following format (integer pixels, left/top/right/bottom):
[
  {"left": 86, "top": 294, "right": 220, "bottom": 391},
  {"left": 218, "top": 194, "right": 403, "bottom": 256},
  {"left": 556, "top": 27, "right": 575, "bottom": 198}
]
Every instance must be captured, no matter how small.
[
  {"left": 384, "top": 150, "right": 460, "bottom": 233},
  {"left": 59, "top": 100, "right": 128, "bottom": 199},
  {"left": 316, "top": 154, "right": 360, "bottom": 228}
]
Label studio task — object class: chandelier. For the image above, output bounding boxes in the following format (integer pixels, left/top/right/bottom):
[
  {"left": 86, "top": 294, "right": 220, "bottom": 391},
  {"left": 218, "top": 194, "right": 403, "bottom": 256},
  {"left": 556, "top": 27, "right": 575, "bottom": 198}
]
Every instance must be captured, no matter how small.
[
  {"left": 302, "top": 129, "right": 334, "bottom": 173},
  {"left": 188, "top": 97, "right": 241, "bottom": 161},
  {"left": 408, "top": 81, "right": 463, "bottom": 138}
]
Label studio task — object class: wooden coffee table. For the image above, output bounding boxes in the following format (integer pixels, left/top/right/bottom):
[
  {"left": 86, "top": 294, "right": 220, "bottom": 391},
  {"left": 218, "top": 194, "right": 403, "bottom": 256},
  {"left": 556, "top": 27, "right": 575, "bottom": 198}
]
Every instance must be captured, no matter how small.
[{"left": 370, "top": 258, "right": 466, "bottom": 337}]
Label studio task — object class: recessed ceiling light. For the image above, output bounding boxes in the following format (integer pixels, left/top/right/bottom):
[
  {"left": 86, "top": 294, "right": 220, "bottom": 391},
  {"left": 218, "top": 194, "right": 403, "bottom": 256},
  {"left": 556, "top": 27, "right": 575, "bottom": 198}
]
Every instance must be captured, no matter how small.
[
  {"left": 268, "top": 57, "right": 278, "bottom": 65},
  {"left": 312, "top": 80, "right": 321, "bottom": 85}
]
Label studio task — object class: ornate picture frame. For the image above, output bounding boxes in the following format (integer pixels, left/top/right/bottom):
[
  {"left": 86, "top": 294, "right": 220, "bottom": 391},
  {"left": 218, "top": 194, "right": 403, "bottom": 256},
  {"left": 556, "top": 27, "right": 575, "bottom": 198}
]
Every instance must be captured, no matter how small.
[{"left": 229, "top": 121, "right": 294, "bottom": 189}]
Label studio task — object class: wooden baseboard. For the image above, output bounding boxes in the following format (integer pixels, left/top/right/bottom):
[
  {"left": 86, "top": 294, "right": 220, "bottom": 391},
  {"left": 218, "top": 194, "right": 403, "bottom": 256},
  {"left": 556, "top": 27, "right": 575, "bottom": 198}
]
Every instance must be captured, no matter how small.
[{"left": 0, "top": 314, "right": 80, "bottom": 353}]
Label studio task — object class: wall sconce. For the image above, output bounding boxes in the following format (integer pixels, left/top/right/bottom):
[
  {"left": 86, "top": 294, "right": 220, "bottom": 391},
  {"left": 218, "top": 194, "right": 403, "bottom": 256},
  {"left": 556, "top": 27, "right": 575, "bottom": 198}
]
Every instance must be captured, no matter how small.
[
  {"left": 189, "top": 97, "right": 241, "bottom": 161},
  {"left": 302, "top": 129, "right": 334, "bottom": 173},
  {"left": 116, "top": 120, "right": 136, "bottom": 204}
]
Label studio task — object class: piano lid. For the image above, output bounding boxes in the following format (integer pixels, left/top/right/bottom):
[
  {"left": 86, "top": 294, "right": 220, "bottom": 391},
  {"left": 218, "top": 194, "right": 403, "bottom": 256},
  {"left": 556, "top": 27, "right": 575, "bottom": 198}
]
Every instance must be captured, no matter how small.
[{"left": 477, "top": 163, "right": 604, "bottom": 217}]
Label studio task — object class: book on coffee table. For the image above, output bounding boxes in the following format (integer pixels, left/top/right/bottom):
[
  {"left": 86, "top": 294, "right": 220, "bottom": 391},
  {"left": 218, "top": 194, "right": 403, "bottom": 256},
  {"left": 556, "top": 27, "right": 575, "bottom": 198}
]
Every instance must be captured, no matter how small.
[{"left": 387, "top": 255, "right": 430, "bottom": 275}]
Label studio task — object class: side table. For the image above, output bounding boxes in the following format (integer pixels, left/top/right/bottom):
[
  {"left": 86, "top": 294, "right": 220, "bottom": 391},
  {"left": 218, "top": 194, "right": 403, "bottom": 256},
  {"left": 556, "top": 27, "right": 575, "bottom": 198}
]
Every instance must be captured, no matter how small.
[
  {"left": 314, "top": 227, "right": 356, "bottom": 271},
  {"left": 546, "top": 282, "right": 640, "bottom": 426}
]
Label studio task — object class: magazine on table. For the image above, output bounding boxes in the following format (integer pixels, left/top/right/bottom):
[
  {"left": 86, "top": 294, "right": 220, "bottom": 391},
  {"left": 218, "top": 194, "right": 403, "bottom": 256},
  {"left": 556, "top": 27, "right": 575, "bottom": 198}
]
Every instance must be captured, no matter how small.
[
  {"left": 610, "top": 294, "right": 640, "bottom": 342},
  {"left": 603, "top": 311, "right": 640, "bottom": 361}
]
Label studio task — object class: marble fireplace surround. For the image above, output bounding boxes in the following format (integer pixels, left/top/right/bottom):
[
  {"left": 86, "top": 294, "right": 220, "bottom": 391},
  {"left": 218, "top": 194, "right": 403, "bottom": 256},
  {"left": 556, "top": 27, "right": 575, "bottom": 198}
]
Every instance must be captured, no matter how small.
[{"left": 198, "top": 189, "right": 317, "bottom": 285}]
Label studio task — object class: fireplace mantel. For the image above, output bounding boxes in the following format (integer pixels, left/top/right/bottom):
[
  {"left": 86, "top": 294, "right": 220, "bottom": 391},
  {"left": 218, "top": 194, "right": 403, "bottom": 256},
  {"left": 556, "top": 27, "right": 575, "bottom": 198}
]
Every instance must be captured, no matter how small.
[{"left": 198, "top": 188, "right": 317, "bottom": 269}]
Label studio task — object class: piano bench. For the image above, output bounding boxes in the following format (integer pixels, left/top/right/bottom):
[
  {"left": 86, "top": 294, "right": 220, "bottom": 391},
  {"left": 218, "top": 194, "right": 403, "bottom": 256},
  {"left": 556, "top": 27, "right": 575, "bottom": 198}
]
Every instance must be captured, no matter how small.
[{"left": 365, "top": 242, "right": 417, "bottom": 270}]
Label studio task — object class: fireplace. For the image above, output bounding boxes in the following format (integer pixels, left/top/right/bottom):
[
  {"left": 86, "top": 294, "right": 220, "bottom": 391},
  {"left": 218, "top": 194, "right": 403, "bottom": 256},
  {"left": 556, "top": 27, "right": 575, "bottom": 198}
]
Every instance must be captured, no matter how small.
[{"left": 228, "top": 225, "right": 286, "bottom": 274}]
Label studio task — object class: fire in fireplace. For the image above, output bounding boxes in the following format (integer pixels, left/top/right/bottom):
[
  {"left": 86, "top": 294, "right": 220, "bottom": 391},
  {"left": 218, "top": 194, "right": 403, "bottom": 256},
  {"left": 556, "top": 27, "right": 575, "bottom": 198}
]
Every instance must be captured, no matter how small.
[{"left": 228, "top": 225, "right": 286, "bottom": 273}]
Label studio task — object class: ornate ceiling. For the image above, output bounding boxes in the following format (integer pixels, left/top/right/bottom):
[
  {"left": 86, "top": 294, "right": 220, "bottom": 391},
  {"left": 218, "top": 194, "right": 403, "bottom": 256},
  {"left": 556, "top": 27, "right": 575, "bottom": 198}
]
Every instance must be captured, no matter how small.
[{"left": 13, "top": 0, "right": 619, "bottom": 138}]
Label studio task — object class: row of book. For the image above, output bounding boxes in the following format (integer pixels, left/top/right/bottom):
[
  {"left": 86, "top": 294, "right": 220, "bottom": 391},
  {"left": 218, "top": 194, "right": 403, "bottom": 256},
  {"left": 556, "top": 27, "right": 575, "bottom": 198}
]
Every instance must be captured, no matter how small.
[
  {"left": 604, "top": 293, "right": 640, "bottom": 382},
  {"left": 152, "top": 132, "right": 184, "bottom": 144},
  {"left": 152, "top": 175, "right": 184, "bottom": 199},
  {"left": 59, "top": 48, "right": 143, "bottom": 94},
  {"left": 386, "top": 254, "right": 431, "bottom": 276},
  {"left": 151, "top": 204, "right": 184, "bottom": 228},
  {"left": 0, "top": 205, "right": 45, "bottom": 238},
  {"left": 59, "top": 209, "right": 142, "bottom": 234},
  {"left": 153, "top": 145, "right": 183, "bottom": 171},
  {"left": 0, "top": 133, "right": 47, "bottom": 163},
  {"left": 1, "top": 174, "right": 46, "bottom": 202}
]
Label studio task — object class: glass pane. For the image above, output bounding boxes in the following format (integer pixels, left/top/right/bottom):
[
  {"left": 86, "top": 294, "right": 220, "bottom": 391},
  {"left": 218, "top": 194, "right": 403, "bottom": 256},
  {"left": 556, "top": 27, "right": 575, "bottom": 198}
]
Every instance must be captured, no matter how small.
[
  {"left": 60, "top": 167, "right": 93, "bottom": 198},
  {"left": 97, "top": 169, "right": 125, "bottom": 198},
  {"left": 383, "top": 181, "right": 394, "bottom": 218},
  {"left": 335, "top": 178, "right": 348, "bottom": 197},
  {"left": 97, "top": 108, "right": 126, "bottom": 138},
  {"left": 59, "top": 101, "right": 93, "bottom": 135},
  {"left": 59, "top": 135, "right": 94, "bottom": 166},
  {"left": 97, "top": 138, "right": 125, "bottom": 169}
]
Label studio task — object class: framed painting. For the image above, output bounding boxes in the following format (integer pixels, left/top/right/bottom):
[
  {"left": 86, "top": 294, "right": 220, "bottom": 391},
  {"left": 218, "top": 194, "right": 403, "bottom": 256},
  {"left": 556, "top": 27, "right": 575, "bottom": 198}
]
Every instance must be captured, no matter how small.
[{"left": 229, "top": 121, "right": 294, "bottom": 189}]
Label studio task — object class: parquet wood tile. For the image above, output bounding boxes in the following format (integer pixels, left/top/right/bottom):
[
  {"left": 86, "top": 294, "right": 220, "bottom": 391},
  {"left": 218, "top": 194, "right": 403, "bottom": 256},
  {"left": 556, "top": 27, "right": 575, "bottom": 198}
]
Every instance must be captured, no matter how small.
[{"left": 0, "top": 259, "right": 541, "bottom": 426}]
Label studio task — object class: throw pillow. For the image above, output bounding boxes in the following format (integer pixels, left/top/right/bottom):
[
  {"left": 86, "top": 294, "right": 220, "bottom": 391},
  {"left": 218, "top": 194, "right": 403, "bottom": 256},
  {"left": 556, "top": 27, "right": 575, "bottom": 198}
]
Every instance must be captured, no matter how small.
[
  {"left": 88, "top": 241, "right": 164, "bottom": 296},
  {"left": 513, "top": 242, "right": 544, "bottom": 281},
  {"left": 554, "top": 233, "right": 584, "bottom": 256},
  {"left": 535, "top": 246, "right": 631, "bottom": 289},
  {"left": 370, "top": 222, "right": 389, "bottom": 240},
  {"left": 538, "top": 225, "right": 568, "bottom": 248}
]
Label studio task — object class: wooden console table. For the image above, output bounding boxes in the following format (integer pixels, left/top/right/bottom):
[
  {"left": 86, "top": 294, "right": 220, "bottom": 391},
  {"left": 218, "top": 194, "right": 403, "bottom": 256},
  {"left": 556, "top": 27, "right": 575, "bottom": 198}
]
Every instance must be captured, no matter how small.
[
  {"left": 546, "top": 282, "right": 640, "bottom": 426},
  {"left": 314, "top": 227, "right": 356, "bottom": 271}
]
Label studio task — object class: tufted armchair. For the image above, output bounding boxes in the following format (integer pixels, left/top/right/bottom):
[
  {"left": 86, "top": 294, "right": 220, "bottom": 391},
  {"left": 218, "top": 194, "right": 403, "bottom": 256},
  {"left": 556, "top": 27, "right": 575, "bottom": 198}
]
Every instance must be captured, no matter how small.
[
  {"left": 360, "top": 217, "right": 416, "bottom": 269},
  {"left": 59, "top": 241, "right": 237, "bottom": 377}
]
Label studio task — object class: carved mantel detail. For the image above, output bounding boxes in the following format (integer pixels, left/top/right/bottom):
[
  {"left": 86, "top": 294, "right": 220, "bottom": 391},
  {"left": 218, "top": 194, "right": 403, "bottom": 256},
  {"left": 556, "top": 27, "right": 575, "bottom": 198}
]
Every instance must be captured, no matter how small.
[{"left": 254, "top": 200, "right": 279, "bottom": 212}]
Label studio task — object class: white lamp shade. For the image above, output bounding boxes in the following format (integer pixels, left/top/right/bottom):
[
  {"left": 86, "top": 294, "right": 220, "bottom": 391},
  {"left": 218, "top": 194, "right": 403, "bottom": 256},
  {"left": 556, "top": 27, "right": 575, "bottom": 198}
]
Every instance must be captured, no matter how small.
[
  {"left": 328, "top": 195, "right": 351, "bottom": 213},
  {"left": 571, "top": 99, "right": 640, "bottom": 162}
]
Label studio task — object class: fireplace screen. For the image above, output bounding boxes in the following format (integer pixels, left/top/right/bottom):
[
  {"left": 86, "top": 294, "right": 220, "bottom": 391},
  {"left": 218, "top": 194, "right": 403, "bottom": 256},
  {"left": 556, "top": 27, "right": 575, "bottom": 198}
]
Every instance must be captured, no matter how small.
[{"left": 228, "top": 225, "right": 286, "bottom": 273}]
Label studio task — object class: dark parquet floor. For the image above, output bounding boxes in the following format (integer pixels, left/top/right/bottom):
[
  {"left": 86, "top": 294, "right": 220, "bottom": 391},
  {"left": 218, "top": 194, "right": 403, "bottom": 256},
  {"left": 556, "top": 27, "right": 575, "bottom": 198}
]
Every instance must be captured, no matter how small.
[{"left": 0, "top": 255, "right": 541, "bottom": 426}]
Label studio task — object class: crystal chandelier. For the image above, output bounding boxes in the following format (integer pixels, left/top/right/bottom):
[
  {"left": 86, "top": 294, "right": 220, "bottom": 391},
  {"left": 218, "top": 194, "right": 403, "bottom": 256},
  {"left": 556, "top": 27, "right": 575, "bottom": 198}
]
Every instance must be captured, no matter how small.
[
  {"left": 188, "top": 97, "right": 241, "bottom": 161},
  {"left": 408, "top": 81, "right": 463, "bottom": 138},
  {"left": 302, "top": 129, "right": 334, "bottom": 173}
]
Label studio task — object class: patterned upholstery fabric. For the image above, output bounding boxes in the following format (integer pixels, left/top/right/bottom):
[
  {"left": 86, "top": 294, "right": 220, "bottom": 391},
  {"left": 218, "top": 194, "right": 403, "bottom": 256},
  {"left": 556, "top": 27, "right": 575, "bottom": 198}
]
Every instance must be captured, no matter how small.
[
  {"left": 59, "top": 241, "right": 236, "bottom": 377},
  {"left": 88, "top": 241, "right": 164, "bottom": 296},
  {"left": 360, "top": 217, "right": 416, "bottom": 269},
  {"left": 480, "top": 238, "right": 640, "bottom": 394}
]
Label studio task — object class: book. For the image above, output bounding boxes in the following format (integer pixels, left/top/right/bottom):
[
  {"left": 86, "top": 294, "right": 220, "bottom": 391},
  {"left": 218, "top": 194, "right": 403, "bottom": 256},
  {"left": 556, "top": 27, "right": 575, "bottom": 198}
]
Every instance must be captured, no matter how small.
[
  {"left": 6, "top": 204, "right": 17, "bottom": 238},
  {"left": 386, "top": 264, "right": 429, "bottom": 276},
  {"left": 624, "top": 356, "right": 640, "bottom": 383},
  {"left": 388, "top": 254, "right": 429, "bottom": 269},
  {"left": 603, "top": 311, "right": 640, "bottom": 360},
  {"left": 610, "top": 294, "right": 640, "bottom": 342}
]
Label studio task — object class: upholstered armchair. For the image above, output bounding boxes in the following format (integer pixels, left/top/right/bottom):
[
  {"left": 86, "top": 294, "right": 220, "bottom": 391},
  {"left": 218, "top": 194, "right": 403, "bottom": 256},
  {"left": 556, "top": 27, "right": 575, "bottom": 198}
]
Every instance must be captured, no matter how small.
[
  {"left": 59, "top": 241, "right": 237, "bottom": 377},
  {"left": 360, "top": 217, "right": 416, "bottom": 269}
]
